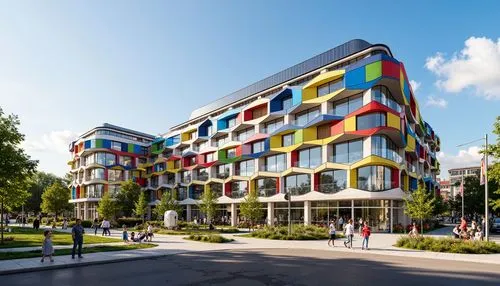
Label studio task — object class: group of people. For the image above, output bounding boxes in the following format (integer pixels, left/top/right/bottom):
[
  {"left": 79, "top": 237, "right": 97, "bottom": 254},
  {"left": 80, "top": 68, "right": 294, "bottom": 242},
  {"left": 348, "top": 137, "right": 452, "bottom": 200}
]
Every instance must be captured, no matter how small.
[
  {"left": 40, "top": 219, "right": 85, "bottom": 263},
  {"left": 452, "top": 217, "right": 484, "bottom": 241},
  {"left": 122, "top": 223, "right": 154, "bottom": 243},
  {"left": 327, "top": 218, "right": 372, "bottom": 250}
]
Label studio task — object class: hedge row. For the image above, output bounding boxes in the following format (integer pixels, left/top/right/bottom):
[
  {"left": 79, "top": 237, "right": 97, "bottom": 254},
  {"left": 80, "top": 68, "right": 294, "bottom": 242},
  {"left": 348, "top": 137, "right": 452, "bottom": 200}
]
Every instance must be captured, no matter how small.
[{"left": 395, "top": 236, "right": 500, "bottom": 254}]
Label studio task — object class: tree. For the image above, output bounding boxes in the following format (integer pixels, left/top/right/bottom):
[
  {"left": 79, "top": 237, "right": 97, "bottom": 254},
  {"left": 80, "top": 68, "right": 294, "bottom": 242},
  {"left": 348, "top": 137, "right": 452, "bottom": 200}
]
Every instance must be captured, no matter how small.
[
  {"left": 462, "top": 176, "right": 499, "bottom": 216},
  {"left": 239, "top": 190, "right": 264, "bottom": 231},
  {"left": 154, "top": 189, "right": 182, "bottom": 220},
  {"left": 0, "top": 107, "right": 38, "bottom": 244},
  {"left": 134, "top": 191, "right": 148, "bottom": 223},
  {"left": 116, "top": 180, "right": 141, "bottom": 217},
  {"left": 24, "top": 172, "right": 62, "bottom": 214},
  {"left": 198, "top": 187, "right": 217, "bottom": 225},
  {"left": 97, "top": 192, "right": 116, "bottom": 221},
  {"left": 432, "top": 194, "right": 449, "bottom": 216},
  {"left": 404, "top": 185, "right": 435, "bottom": 234},
  {"left": 40, "top": 181, "right": 71, "bottom": 220},
  {"left": 484, "top": 116, "right": 500, "bottom": 213}
]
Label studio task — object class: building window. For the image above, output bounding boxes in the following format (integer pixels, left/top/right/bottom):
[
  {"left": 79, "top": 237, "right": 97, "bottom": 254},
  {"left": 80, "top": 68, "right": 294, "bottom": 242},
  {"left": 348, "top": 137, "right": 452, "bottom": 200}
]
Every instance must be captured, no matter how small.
[
  {"left": 317, "top": 124, "right": 331, "bottom": 139},
  {"left": 87, "top": 168, "right": 105, "bottom": 180},
  {"left": 119, "top": 156, "right": 132, "bottom": 167},
  {"left": 331, "top": 93, "right": 363, "bottom": 116},
  {"left": 217, "top": 164, "right": 230, "bottom": 179},
  {"left": 256, "top": 178, "right": 277, "bottom": 197},
  {"left": 108, "top": 169, "right": 122, "bottom": 182},
  {"left": 332, "top": 139, "right": 363, "bottom": 163},
  {"left": 371, "top": 135, "right": 401, "bottom": 163},
  {"left": 282, "top": 96, "right": 293, "bottom": 110},
  {"left": 298, "top": 147, "right": 322, "bottom": 168},
  {"left": 282, "top": 133, "right": 294, "bottom": 147},
  {"left": 356, "top": 113, "right": 386, "bottom": 130},
  {"left": 252, "top": 106, "right": 267, "bottom": 119},
  {"left": 216, "top": 135, "right": 229, "bottom": 147},
  {"left": 265, "top": 154, "right": 286, "bottom": 172},
  {"left": 237, "top": 160, "right": 254, "bottom": 176},
  {"left": 285, "top": 174, "right": 311, "bottom": 195},
  {"left": 227, "top": 117, "right": 237, "bottom": 128},
  {"left": 111, "top": 141, "right": 122, "bottom": 151},
  {"left": 295, "top": 107, "right": 320, "bottom": 125},
  {"left": 197, "top": 168, "right": 208, "bottom": 181},
  {"left": 227, "top": 148, "right": 236, "bottom": 158},
  {"left": 317, "top": 78, "right": 343, "bottom": 97},
  {"left": 371, "top": 86, "right": 401, "bottom": 112},
  {"left": 357, "top": 165, "right": 393, "bottom": 191},
  {"left": 205, "top": 152, "right": 214, "bottom": 163},
  {"left": 231, "top": 181, "right": 248, "bottom": 198},
  {"left": 318, "top": 170, "right": 347, "bottom": 193},
  {"left": 252, "top": 140, "right": 265, "bottom": 153},
  {"left": 263, "top": 118, "right": 284, "bottom": 134},
  {"left": 237, "top": 127, "right": 255, "bottom": 141}
]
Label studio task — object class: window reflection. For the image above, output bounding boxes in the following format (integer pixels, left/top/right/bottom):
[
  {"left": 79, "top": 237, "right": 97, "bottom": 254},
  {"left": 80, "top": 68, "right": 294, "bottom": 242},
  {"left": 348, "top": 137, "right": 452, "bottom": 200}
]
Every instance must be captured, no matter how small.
[{"left": 357, "top": 166, "right": 393, "bottom": 191}]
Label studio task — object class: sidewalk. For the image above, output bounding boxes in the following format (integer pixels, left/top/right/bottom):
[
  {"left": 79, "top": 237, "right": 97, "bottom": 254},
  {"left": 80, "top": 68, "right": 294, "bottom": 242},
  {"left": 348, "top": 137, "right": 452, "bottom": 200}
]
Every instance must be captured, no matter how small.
[{"left": 1, "top": 226, "right": 499, "bottom": 275}]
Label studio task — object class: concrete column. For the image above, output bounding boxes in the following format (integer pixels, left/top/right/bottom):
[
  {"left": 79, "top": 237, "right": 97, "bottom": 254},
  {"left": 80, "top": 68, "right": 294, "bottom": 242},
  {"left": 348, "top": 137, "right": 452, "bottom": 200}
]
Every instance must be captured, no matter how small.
[
  {"left": 186, "top": 205, "right": 192, "bottom": 222},
  {"left": 390, "top": 200, "right": 394, "bottom": 234},
  {"left": 230, "top": 203, "right": 237, "bottom": 227},
  {"left": 304, "top": 201, "right": 311, "bottom": 225},
  {"left": 76, "top": 203, "right": 81, "bottom": 219},
  {"left": 83, "top": 202, "right": 88, "bottom": 220},
  {"left": 267, "top": 202, "right": 274, "bottom": 226}
]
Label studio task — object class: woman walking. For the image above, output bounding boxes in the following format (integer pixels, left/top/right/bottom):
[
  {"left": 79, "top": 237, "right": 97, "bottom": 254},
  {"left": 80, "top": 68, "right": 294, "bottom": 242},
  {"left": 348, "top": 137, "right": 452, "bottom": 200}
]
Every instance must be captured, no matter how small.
[
  {"left": 361, "top": 221, "right": 371, "bottom": 250},
  {"left": 93, "top": 218, "right": 99, "bottom": 235},
  {"left": 41, "top": 230, "right": 54, "bottom": 263},
  {"left": 343, "top": 219, "right": 354, "bottom": 249},
  {"left": 327, "top": 220, "right": 336, "bottom": 247}
]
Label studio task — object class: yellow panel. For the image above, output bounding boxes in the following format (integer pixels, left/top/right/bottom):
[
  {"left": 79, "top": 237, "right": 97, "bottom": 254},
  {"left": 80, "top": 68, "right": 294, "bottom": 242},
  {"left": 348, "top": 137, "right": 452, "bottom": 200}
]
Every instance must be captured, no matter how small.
[
  {"left": 302, "top": 70, "right": 345, "bottom": 89},
  {"left": 314, "top": 162, "right": 349, "bottom": 173},
  {"left": 270, "top": 136, "right": 281, "bottom": 148},
  {"left": 350, "top": 155, "right": 401, "bottom": 170},
  {"left": 406, "top": 135, "right": 415, "bottom": 152},
  {"left": 403, "top": 175, "right": 409, "bottom": 192},
  {"left": 303, "top": 88, "right": 345, "bottom": 104},
  {"left": 303, "top": 127, "right": 316, "bottom": 142},
  {"left": 349, "top": 168, "right": 357, "bottom": 188},
  {"left": 181, "top": 132, "right": 190, "bottom": 142},
  {"left": 387, "top": 113, "right": 400, "bottom": 130},
  {"left": 344, "top": 116, "right": 356, "bottom": 132},
  {"left": 271, "top": 143, "right": 301, "bottom": 153}
]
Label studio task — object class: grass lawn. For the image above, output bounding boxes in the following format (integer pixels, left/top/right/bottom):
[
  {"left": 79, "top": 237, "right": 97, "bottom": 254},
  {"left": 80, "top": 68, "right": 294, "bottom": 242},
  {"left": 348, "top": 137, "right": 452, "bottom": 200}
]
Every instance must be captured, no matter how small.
[
  {"left": 0, "top": 243, "right": 157, "bottom": 260},
  {"left": 0, "top": 227, "right": 122, "bottom": 249}
]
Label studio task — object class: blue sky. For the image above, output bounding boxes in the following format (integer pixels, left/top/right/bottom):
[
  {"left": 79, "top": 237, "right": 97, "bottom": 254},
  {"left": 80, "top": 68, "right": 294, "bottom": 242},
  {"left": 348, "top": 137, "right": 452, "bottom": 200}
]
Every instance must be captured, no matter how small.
[{"left": 1, "top": 1, "right": 499, "bottom": 178}]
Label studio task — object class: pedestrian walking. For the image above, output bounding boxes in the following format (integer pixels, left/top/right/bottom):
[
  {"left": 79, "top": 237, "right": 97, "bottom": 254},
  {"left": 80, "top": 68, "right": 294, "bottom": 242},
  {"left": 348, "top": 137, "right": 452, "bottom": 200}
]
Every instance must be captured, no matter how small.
[
  {"left": 122, "top": 225, "right": 129, "bottom": 243},
  {"left": 33, "top": 217, "right": 40, "bottom": 231},
  {"left": 41, "top": 230, "right": 54, "bottom": 263},
  {"left": 101, "top": 218, "right": 110, "bottom": 236},
  {"left": 338, "top": 216, "right": 344, "bottom": 230},
  {"left": 147, "top": 223, "right": 154, "bottom": 242},
  {"left": 93, "top": 218, "right": 99, "bottom": 235},
  {"left": 343, "top": 219, "right": 354, "bottom": 249},
  {"left": 361, "top": 222, "right": 371, "bottom": 250},
  {"left": 71, "top": 219, "right": 85, "bottom": 259},
  {"left": 62, "top": 218, "right": 68, "bottom": 230},
  {"left": 327, "top": 220, "right": 336, "bottom": 247}
]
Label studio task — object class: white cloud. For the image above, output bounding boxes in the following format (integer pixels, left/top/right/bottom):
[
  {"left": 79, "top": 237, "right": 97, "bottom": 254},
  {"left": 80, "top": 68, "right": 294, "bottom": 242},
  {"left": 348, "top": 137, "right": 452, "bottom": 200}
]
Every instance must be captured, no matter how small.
[
  {"left": 425, "top": 96, "right": 448, "bottom": 108},
  {"left": 23, "top": 130, "right": 80, "bottom": 155},
  {"left": 425, "top": 37, "right": 500, "bottom": 100},
  {"left": 438, "top": 146, "right": 483, "bottom": 178},
  {"left": 409, "top": 80, "right": 421, "bottom": 93}
]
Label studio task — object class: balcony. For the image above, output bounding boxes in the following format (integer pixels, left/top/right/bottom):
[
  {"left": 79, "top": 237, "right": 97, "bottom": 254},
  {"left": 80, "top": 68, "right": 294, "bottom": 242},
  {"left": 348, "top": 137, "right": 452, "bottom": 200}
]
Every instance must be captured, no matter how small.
[
  {"left": 216, "top": 172, "right": 230, "bottom": 179},
  {"left": 178, "top": 189, "right": 188, "bottom": 200},
  {"left": 258, "top": 188, "right": 277, "bottom": 197},
  {"left": 234, "top": 169, "right": 254, "bottom": 176},
  {"left": 231, "top": 190, "right": 247, "bottom": 198},
  {"left": 195, "top": 174, "right": 209, "bottom": 182},
  {"left": 191, "top": 191, "right": 203, "bottom": 200},
  {"left": 181, "top": 176, "right": 192, "bottom": 184}
]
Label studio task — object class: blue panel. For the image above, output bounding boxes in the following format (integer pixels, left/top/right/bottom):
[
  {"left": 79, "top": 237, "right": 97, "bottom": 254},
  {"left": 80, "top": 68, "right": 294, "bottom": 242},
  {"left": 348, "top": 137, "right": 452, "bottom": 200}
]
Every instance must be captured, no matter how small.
[
  {"left": 103, "top": 139, "right": 111, "bottom": 149},
  {"left": 410, "top": 178, "right": 418, "bottom": 191},
  {"left": 84, "top": 140, "right": 91, "bottom": 149},
  {"left": 121, "top": 143, "right": 128, "bottom": 152},
  {"left": 403, "top": 80, "right": 410, "bottom": 102},
  {"left": 134, "top": 145, "right": 142, "bottom": 154},
  {"left": 217, "top": 120, "right": 228, "bottom": 130},
  {"left": 291, "top": 89, "right": 302, "bottom": 106},
  {"left": 345, "top": 67, "right": 365, "bottom": 88},
  {"left": 346, "top": 54, "right": 382, "bottom": 71}
]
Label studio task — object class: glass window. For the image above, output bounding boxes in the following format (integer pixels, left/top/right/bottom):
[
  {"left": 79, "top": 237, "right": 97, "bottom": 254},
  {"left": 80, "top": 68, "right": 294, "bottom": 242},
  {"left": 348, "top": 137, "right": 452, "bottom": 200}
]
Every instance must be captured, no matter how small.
[
  {"left": 348, "top": 140, "right": 363, "bottom": 163},
  {"left": 227, "top": 117, "right": 237, "bottom": 128},
  {"left": 111, "top": 141, "right": 122, "bottom": 151},
  {"left": 317, "top": 78, "right": 343, "bottom": 97},
  {"left": 295, "top": 107, "right": 320, "bottom": 125},
  {"left": 371, "top": 86, "right": 401, "bottom": 113},
  {"left": 252, "top": 140, "right": 265, "bottom": 153},
  {"left": 256, "top": 178, "right": 277, "bottom": 197},
  {"left": 265, "top": 154, "right": 286, "bottom": 172},
  {"left": 332, "top": 93, "right": 363, "bottom": 116},
  {"left": 356, "top": 113, "right": 386, "bottom": 130},
  {"left": 108, "top": 169, "right": 122, "bottom": 182},
  {"left": 263, "top": 118, "right": 284, "bottom": 134},
  {"left": 357, "top": 166, "right": 393, "bottom": 191},
  {"left": 333, "top": 139, "right": 363, "bottom": 163},
  {"left": 298, "top": 147, "right": 321, "bottom": 168},
  {"left": 282, "top": 96, "right": 293, "bottom": 110},
  {"left": 205, "top": 152, "right": 214, "bottom": 162},
  {"left": 217, "top": 164, "right": 231, "bottom": 178},
  {"left": 371, "top": 135, "right": 401, "bottom": 163},
  {"left": 119, "top": 156, "right": 132, "bottom": 167},
  {"left": 231, "top": 181, "right": 248, "bottom": 198},
  {"left": 227, "top": 148, "right": 236, "bottom": 158},
  {"left": 285, "top": 174, "right": 311, "bottom": 195},
  {"left": 216, "top": 136, "right": 228, "bottom": 147},
  {"left": 282, "top": 133, "right": 294, "bottom": 147},
  {"left": 318, "top": 170, "right": 347, "bottom": 193},
  {"left": 237, "top": 127, "right": 255, "bottom": 141},
  {"left": 237, "top": 160, "right": 254, "bottom": 176}
]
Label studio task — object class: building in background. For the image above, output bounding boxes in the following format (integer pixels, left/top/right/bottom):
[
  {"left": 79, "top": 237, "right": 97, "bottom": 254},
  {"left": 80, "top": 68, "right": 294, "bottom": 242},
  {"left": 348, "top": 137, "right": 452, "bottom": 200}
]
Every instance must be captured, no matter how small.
[
  {"left": 437, "top": 179, "right": 451, "bottom": 201},
  {"left": 448, "top": 166, "right": 480, "bottom": 198},
  {"left": 68, "top": 124, "right": 155, "bottom": 220},
  {"left": 68, "top": 39, "right": 441, "bottom": 232}
]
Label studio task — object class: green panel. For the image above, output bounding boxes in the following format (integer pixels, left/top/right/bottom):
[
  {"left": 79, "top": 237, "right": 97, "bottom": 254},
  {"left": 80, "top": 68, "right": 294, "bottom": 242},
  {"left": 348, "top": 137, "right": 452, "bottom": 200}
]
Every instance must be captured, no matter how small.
[
  {"left": 218, "top": 150, "right": 227, "bottom": 161},
  {"left": 294, "top": 129, "right": 303, "bottom": 144},
  {"left": 128, "top": 144, "right": 134, "bottom": 153},
  {"left": 95, "top": 139, "right": 103, "bottom": 148},
  {"left": 365, "top": 61, "right": 382, "bottom": 82}
]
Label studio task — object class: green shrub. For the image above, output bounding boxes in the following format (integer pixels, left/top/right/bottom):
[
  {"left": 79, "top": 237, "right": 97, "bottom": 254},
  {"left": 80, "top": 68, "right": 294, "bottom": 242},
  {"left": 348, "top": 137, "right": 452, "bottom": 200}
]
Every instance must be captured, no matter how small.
[
  {"left": 395, "top": 236, "right": 500, "bottom": 254},
  {"left": 218, "top": 227, "right": 239, "bottom": 233},
  {"left": 186, "top": 234, "right": 234, "bottom": 243},
  {"left": 116, "top": 218, "right": 143, "bottom": 228},
  {"left": 246, "top": 225, "right": 343, "bottom": 240}
]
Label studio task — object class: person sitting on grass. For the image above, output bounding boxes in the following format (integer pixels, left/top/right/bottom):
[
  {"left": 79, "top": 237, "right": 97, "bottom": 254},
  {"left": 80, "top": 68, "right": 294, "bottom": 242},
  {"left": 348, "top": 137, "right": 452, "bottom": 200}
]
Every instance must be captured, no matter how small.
[
  {"left": 452, "top": 225, "right": 461, "bottom": 239},
  {"left": 41, "top": 230, "right": 54, "bottom": 263},
  {"left": 409, "top": 223, "right": 419, "bottom": 238},
  {"left": 474, "top": 227, "right": 483, "bottom": 241},
  {"left": 130, "top": 232, "right": 136, "bottom": 242}
]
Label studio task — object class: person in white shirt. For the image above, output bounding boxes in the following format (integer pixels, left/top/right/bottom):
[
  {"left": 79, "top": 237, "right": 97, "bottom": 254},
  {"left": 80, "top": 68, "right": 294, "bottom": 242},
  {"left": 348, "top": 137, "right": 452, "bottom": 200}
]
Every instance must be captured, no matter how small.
[
  {"left": 147, "top": 223, "right": 154, "bottom": 242},
  {"left": 474, "top": 227, "right": 483, "bottom": 241},
  {"left": 328, "top": 220, "right": 336, "bottom": 247},
  {"left": 101, "top": 219, "right": 111, "bottom": 236},
  {"left": 343, "top": 219, "right": 354, "bottom": 249}
]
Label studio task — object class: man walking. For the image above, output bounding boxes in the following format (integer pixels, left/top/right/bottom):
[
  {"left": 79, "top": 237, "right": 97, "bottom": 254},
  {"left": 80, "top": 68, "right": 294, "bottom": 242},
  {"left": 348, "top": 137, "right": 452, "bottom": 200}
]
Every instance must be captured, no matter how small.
[
  {"left": 101, "top": 218, "right": 110, "bottom": 236},
  {"left": 343, "top": 219, "right": 354, "bottom": 249},
  {"left": 71, "top": 219, "right": 84, "bottom": 259}
]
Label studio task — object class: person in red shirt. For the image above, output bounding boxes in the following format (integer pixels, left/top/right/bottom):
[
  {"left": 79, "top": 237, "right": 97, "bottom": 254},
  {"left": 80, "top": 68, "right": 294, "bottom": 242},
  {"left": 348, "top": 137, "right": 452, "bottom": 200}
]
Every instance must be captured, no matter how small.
[
  {"left": 361, "top": 221, "right": 371, "bottom": 250},
  {"left": 460, "top": 217, "right": 467, "bottom": 232}
]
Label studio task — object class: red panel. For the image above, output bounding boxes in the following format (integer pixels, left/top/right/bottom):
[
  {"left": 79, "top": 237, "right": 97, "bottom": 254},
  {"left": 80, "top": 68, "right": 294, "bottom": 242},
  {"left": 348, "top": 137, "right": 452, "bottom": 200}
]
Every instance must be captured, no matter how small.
[
  {"left": 291, "top": 151, "right": 298, "bottom": 167},
  {"left": 167, "top": 155, "right": 182, "bottom": 161},
  {"left": 391, "top": 168, "right": 399, "bottom": 189},
  {"left": 314, "top": 173, "right": 320, "bottom": 191},
  {"left": 197, "top": 154, "right": 205, "bottom": 164},
  {"left": 76, "top": 186, "right": 80, "bottom": 198},
  {"left": 224, "top": 182, "right": 231, "bottom": 196},
  {"left": 74, "top": 145, "right": 79, "bottom": 153},
  {"left": 243, "top": 109, "right": 253, "bottom": 121},
  {"left": 236, "top": 113, "right": 242, "bottom": 124},
  {"left": 382, "top": 60, "right": 400, "bottom": 79},
  {"left": 236, "top": 146, "right": 242, "bottom": 157},
  {"left": 331, "top": 120, "right": 344, "bottom": 135},
  {"left": 276, "top": 179, "right": 280, "bottom": 194},
  {"left": 104, "top": 169, "right": 108, "bottom": 180},
  {"left": 346, "top": 101, "right": 399, "bottom": 119}
]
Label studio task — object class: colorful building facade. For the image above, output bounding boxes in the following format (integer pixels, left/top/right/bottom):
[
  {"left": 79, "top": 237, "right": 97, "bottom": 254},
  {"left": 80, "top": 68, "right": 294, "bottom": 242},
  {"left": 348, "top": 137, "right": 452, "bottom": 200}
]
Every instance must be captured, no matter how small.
[{"left": 69, "top": 39, "right": 440, "bottom": 232}]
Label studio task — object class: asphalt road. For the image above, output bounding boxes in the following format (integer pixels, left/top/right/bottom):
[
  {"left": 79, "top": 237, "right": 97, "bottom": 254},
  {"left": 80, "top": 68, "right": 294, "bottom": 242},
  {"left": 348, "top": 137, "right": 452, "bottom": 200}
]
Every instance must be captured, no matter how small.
[{"left": 3, "top": 249, "right": 500, "bottom": 286}]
